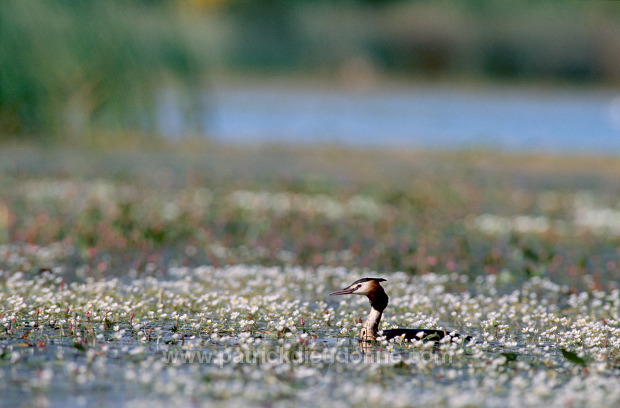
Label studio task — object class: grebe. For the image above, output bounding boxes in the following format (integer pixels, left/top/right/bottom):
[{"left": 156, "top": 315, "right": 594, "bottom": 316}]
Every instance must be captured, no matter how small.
[{"left": 329, "top": 277, "right": 470, "bottom": 342}]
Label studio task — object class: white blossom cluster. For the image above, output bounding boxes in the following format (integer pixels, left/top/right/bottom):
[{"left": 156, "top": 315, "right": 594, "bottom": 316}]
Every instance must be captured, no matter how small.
[
  {"left": 467, "top": 191, "right": 620, "bottom": 237},
  {"left": 1, "top": 261, "right": 619, "bottom": 407},
  {"left": 229, "top": 190, "right": 388, "bottom": 219}
]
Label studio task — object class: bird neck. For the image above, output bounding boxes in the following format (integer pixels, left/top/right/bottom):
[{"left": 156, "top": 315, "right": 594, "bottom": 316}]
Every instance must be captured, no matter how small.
[
  {"left": 360, "top": 286, "right": 389, "bottom": 341},
  {"left": 360, "top": 308, "right": 383, "bottom": 341}
]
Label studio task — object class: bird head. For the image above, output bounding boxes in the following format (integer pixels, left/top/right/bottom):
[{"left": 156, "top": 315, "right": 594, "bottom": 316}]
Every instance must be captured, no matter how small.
[{"left": 328, "top": 277, "right": 387, "bottom": 297}]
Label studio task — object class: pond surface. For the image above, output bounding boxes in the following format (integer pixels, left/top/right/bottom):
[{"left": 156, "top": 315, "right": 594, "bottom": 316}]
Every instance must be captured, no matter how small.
[
  {"left": 2, "top": 263, "right": 619, "bottom": 407},
  {"left": 199, "top": 81, "right": 620, "bottom": 154}
]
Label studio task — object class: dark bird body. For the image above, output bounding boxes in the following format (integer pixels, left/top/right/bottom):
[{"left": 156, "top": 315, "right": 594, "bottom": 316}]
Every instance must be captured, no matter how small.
[{"left": 329, "top": 278, "right": 471, "bottom": 342}]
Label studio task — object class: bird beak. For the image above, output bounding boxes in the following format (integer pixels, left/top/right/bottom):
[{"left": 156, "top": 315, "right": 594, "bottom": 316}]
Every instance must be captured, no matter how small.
[{"left": 329, "top": 286, "right": 356, "bottom": 296}]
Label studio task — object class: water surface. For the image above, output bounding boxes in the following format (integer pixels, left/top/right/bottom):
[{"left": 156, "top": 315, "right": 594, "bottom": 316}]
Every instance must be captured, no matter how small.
[{"left": 201, "top": 82, "right": 620, "bottom": 154}]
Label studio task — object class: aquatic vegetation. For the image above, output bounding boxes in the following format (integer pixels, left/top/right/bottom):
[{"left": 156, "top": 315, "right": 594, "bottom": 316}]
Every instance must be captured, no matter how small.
[
  {"left": 1, "top": 264, "right": 619, "bottom": 407},
  {"left": 229, "top": 190, "right": 387, "bottom": 220},
  {"left": 3, "top": 156, "right": 620, "bottom": 288},
  {"left": 466, "top": 191, "right": 620, "bottom": 238},
  {"left": 1, "top": 145, "right": 620, "bottom": 406}
]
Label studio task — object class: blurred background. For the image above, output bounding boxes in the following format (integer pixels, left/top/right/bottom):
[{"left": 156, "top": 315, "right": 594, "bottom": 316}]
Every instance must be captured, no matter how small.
[
  {"left": 2, "top": 0, "right": 620, "bottom": 153},
  {"left": 3, "top": 0, "right": 620, "bottom": 290}
]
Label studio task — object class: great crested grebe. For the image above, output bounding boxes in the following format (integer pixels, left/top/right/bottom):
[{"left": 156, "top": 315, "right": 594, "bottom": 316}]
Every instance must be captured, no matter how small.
[{"left": 329, "top": 277, "right": 470, "bottom": 342}]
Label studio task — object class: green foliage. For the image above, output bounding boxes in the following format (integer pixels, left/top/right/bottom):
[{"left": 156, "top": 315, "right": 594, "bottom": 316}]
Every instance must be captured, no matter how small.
[
  {"left": 561, "top": 349, "right": 587, "bottom": 366},
  {"left": 0, "top": 0, "right": 208, "bottom": 139},
  {"left": 218, "top": 0, "right": 620, "bottom": 83},
  {"left": 501, "top": 352, "right": 518, "bottom": 363},
  {"left": 2, "top": 0, "right": 620, "bottom": 143}
]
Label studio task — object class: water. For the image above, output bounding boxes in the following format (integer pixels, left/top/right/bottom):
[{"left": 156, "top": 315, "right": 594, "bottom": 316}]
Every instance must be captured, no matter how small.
[{"left": 201, "top": 81, "right": 620, "bottom": 154}]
